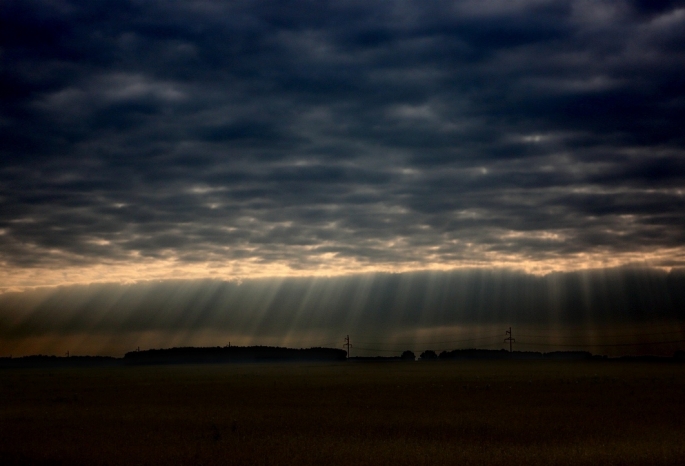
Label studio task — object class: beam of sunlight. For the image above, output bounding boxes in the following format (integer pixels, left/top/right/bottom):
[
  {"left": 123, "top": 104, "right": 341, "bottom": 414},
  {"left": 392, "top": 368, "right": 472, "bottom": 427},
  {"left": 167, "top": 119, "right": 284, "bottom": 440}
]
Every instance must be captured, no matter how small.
[{"left": 0, "top": 268, "right": 683, "bottom": 357}]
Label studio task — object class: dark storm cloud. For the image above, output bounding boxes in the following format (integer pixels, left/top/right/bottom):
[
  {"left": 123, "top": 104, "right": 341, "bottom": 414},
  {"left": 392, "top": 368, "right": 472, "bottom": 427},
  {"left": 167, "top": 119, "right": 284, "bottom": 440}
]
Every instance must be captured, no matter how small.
[{"left": 2, "top": 0, "right": 685, "bottom": 271}]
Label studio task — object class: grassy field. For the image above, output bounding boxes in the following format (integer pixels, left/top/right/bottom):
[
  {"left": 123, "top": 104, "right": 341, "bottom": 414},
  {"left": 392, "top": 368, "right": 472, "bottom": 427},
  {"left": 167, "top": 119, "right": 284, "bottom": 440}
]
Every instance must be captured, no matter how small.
[{"left": 1, "top": 361, "right": 684, "bottom": 465}]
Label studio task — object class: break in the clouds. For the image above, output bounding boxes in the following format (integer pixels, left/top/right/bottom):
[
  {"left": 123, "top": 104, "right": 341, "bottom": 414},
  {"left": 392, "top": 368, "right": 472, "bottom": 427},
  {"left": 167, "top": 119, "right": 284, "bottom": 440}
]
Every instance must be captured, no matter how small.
[
  {"left": 2, "top": 0, "right": 685, "bottom": 287},
  {"left": 2, "top": 268, "right": 684, "bottom": 357}
]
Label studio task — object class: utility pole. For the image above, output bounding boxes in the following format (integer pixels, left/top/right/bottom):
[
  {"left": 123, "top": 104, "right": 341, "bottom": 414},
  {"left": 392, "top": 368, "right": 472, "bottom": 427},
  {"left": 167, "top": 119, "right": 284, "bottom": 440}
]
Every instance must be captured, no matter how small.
[
  {"left": 343, "top": 335, "right": 352, "bottom": 359},
  {"left": 504, "top": 327, "right": 515, "bottom": 353}
]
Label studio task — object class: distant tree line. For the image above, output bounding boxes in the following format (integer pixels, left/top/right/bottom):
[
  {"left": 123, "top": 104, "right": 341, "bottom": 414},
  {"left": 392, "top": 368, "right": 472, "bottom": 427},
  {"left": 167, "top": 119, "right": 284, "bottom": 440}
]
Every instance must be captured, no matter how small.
[
  {"left": 1, "top": 348, "right": 684, "bottom": 368},
  {"left": 403, "top": 349, "right": 685, "bottom": 362},
  {"left": 357, "top": 349, "right": 599, "bottom": 362},
  {"left": 123, "top": 346, "right": 347, "bottom": 365}
]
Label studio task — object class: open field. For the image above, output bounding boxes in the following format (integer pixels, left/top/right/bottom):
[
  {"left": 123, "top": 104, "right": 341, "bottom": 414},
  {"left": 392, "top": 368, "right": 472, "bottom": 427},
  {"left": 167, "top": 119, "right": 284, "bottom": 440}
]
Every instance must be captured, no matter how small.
[{"left": 1, "top": 361, "right": 684, "bottom": 465}]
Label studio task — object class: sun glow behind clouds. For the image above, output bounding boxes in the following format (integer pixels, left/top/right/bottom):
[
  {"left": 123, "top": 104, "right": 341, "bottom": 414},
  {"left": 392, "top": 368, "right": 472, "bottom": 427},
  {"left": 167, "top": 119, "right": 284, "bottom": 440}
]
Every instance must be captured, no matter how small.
[
  {"left": 1, "top": 267, "right": 684, "bottom": 358},
  {"left": 1, "top": 247, "right": 683, "bottom": 292}
]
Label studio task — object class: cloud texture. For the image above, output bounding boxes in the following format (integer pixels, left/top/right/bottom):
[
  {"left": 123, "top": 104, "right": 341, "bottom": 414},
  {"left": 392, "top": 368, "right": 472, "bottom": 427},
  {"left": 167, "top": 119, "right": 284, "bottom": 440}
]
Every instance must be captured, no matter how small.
[{"left": 2, "top": 0, "right": 685, "bottom": 286}]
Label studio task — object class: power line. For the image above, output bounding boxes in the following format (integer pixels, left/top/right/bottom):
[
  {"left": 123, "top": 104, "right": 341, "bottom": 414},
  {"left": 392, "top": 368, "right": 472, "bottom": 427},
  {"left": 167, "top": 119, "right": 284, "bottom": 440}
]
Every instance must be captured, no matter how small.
[
  {"left": 303, "top": 325, "right": 685, "bottom": 356},
  {"left": 299, "top": 341, "right": 341, "bottom": 347},
  {"left": 595, "top": 322, "right": 685, "bottom": 331},
  {"left": 517, "top": 339, "right": 685, "bottom": 348},
  {"left": 354, "top": 346, "right": 405, "bottom": 353},
  {"left": 517, "top": 329, "right": 685, "bottom": 339},
  {"left": 322, "top": 324, "right": 685, "bottom": 351},
  {"left": 354, "top": 327, "right": 685, "bottom": 348},
  {"left": 354, "top": 340, "right": 506, "bottom": 353},
  {"left": 353, "top": 334, "right": 504, "bottom": 347},
  {"left": 352, "top": 336, "right": 685, "bottom": 353}
]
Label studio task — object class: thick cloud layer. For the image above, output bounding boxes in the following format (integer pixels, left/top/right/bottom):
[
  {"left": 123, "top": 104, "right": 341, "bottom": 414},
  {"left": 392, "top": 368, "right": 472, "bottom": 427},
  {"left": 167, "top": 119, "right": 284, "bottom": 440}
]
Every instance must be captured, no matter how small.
[
  {"left": 1, "top": 268, "right": 684, "bottom": 356},
  {"left": 2, "top": 1, "right": 685, "bottom": 285}
]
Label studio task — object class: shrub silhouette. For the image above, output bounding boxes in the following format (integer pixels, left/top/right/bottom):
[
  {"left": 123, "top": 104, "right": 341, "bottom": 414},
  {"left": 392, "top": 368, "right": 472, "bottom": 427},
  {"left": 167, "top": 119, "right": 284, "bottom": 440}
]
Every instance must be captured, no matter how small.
[
  {"left": 419, "top": 350, "right": 438, "bottom": 361},
  {"left": 400, "top": 350, "right": 415, "bottom": 361}
]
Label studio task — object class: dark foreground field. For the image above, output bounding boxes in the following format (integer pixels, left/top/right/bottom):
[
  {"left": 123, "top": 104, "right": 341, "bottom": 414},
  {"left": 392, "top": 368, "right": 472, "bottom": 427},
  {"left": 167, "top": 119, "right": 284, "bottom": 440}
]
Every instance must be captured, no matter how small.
[{"left": 1, "top": 361, "right": 684, "bottom": 465}]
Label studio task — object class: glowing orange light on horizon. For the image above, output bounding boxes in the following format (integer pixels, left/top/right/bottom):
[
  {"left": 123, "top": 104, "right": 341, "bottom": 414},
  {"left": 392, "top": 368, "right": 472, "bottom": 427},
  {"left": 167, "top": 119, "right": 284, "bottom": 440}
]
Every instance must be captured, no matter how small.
[{"left": 0, "top": 245, "right": 682, "bottom": 293}]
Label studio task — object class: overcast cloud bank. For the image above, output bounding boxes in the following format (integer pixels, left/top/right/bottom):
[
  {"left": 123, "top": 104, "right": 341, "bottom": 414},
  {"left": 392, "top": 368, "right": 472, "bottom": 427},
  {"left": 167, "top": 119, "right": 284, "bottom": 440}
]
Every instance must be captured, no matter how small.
[{"left": 2, "top": 1, "right": 685, "bottom": 286}]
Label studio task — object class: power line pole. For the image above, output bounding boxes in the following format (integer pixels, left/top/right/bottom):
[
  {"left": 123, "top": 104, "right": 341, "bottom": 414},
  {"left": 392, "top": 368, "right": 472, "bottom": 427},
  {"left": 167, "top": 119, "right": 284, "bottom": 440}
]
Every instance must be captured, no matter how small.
[
  {"left": 504, "top": 327, "right": 515, "bottom": 353},
  {"left": 343, "top": 335, "right": 352, "bottom": 359}
]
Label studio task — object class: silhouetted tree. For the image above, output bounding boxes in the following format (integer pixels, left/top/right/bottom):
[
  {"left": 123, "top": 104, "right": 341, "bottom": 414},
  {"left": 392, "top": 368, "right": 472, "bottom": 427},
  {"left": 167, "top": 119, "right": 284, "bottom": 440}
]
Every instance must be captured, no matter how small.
[
  {"left": 419, "top": 350, "right": 437, "bottom": 361},
  {"left": 438, "top": 350, "right": 451, "bottom": 360},
  {"left": 400, "top": 350, "right": 415, "bottom": 361}
]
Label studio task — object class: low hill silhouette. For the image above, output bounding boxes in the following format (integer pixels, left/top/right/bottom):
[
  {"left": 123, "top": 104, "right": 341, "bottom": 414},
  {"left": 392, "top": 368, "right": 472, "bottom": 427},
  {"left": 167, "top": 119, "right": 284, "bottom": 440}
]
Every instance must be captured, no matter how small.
[
  {"left": 123, "top": 346, "right": 347, "bottom": 365},
  {"left": 1, "top": 348, "right": 683, "bottom": 368}
]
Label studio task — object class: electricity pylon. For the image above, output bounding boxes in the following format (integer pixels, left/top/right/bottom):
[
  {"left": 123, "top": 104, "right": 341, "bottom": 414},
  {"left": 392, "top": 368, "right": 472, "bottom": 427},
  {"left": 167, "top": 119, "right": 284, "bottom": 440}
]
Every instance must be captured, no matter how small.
[{"left": 504, "top": 327, "right": 515, "bottom": 353}]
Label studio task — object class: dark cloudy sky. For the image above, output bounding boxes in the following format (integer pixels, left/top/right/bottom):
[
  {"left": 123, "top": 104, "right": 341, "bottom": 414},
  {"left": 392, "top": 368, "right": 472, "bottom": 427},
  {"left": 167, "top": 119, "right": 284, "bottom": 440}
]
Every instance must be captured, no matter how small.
[
  {"left": 3, "top": 0, "right": 685, "bottom": 287},
  {"left": 2, "top": 1, "right": 685, "bottom": 355}
]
